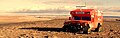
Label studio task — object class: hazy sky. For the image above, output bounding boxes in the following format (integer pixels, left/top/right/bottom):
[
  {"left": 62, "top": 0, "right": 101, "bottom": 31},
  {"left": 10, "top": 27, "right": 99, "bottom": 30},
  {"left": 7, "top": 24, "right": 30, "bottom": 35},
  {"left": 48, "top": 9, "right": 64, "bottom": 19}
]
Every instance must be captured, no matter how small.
[{"left": 0, "top": 0, "right": 120, "bottom": 12}]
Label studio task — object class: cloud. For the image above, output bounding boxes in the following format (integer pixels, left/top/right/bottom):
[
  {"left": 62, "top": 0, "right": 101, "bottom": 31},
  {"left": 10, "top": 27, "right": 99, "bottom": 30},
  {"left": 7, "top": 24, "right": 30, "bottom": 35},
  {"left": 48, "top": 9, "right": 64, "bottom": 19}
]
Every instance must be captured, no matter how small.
[
  {"left": 0, "top": 0, "right": 120, "bottom": 13},
  {"left": 12, "top": 8, "right": 69, "bottom": 13},
  {"left": 42, "top": 0, "right": 83, "bottom": 5},
  {"left": 42, "top": 0, "right": 105, "bottom": 6}
]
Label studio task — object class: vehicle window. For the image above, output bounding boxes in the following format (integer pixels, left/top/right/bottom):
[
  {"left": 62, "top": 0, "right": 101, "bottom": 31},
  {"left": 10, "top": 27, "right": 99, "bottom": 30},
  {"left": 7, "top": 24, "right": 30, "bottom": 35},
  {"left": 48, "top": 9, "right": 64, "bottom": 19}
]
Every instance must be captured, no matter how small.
[
  {"left": 74, "top": 16, "right": 81, "bottom": 20},
  {"left": 82, "top": 17, "right": 91, "bottom": 21},
  {"left": 86, "top": 12, "right": 90, "bottom": 14}
]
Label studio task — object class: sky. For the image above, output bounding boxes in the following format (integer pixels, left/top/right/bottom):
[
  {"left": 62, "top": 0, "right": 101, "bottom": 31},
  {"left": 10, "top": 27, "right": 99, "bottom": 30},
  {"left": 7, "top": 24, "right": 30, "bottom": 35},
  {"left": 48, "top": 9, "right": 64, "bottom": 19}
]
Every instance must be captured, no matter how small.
[{"left": 0, "top": 0, "right": 120, "bottom": 13}]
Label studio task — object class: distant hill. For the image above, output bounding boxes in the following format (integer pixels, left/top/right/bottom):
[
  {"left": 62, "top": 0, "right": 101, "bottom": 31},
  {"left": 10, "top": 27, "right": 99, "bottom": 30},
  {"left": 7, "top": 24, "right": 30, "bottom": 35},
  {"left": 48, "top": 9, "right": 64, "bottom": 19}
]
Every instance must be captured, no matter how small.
[{"left": 104, "top": 16, "right": 120, "bottom": 18}]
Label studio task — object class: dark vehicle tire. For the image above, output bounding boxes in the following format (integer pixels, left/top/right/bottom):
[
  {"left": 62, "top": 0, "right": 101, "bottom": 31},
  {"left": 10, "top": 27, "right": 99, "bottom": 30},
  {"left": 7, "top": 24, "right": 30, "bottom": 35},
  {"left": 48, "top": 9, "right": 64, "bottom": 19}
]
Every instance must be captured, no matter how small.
[
  {"left": 62, "top": 25, "right": 78, "bottom": 32},
  {"left": 83, "top": 26, "right": 90, "bottom": 34},
  {"left": 68, "top": 26, "right": 78, "bottom": 32},
  {"left": 94, "top": 24, "right": 101, "bottom": 32},
  {"left": 62, "top": 25, "right": 69, "bottom": 32}
]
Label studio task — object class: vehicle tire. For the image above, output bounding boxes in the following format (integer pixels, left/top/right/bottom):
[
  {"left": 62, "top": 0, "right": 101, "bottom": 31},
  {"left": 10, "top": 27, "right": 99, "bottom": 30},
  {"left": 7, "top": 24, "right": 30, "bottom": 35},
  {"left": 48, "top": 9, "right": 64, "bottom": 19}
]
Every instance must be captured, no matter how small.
[
  {"left": 68, "top": 26, "right": 77, "bottom": 32},
  {"left": 94, "top": 24, "right": 101, "bottom": 32},
  {"left": 83, "top": 26, "right": 90, "bottom": 34},
  {"left": 62, "top": 25, "right": 69, "bottom": 32}
]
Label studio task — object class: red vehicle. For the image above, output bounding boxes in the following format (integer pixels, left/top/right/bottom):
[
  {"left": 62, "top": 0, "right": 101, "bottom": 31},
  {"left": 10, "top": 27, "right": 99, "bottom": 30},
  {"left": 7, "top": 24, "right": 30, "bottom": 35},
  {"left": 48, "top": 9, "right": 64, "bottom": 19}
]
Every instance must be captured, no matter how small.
[{"left": 62, "top": 8, "right": 103, "bottom": 34}]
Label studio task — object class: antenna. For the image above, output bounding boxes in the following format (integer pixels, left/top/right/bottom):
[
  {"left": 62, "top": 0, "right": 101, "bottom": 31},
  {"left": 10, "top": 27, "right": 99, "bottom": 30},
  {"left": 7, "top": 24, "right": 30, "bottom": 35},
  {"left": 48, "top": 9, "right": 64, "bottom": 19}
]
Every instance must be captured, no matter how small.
[
  {"left": 84, "top": 0, "right": 87, "bottom": 7},
  {"left": 85, "top": 1, "right": 86, "bottom": 7},
  {"left": 76, "top": 0, "right": 87, "bottom": 8}
]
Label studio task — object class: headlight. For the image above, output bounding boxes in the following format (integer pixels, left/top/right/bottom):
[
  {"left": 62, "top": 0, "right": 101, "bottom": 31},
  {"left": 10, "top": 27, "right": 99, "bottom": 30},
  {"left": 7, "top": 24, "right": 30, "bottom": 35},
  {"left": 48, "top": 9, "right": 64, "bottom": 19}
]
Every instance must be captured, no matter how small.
[{"left": 91, "top": 15, "right": 94, "bottom": 18}]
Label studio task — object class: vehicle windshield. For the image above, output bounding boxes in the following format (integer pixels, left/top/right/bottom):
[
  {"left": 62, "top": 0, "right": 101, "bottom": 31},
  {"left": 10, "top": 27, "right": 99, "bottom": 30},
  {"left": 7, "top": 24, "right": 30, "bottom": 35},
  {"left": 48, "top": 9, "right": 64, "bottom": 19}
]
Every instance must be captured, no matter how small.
[
  {"left": 74, "top": 16, "right": 91, "bottom": 21},
  {"left": 74, "top": 16, "right": 81, "bottom": 20},
  {"left": 82, "top": 17, "right": 91, "bottom": 21}
]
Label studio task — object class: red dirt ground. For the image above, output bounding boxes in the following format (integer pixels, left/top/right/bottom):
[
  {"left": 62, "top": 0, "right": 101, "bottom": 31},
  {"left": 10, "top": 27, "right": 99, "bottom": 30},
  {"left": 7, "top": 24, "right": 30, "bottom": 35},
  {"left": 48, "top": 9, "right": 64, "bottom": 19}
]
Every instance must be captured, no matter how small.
[{"left": 0, "top": 16, "right": 120, "bottom": 38}]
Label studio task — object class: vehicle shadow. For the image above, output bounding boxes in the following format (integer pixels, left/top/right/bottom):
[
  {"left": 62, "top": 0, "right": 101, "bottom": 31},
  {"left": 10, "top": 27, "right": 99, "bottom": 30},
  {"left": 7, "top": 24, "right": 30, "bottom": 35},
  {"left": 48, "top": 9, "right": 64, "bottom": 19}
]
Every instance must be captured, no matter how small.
[
  {"left": 19, "top": 27, "right": 63, "bottom": 32},
  {"left": 19, "top": 27, "right": 98, "bottom": 34}
]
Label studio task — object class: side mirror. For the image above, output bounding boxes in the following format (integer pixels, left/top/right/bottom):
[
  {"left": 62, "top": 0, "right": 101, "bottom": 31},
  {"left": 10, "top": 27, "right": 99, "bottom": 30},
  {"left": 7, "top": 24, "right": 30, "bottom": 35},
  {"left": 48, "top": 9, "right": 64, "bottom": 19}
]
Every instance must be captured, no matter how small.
[{"left": 69, "top": 17, "right": 72, "bottom": 20}]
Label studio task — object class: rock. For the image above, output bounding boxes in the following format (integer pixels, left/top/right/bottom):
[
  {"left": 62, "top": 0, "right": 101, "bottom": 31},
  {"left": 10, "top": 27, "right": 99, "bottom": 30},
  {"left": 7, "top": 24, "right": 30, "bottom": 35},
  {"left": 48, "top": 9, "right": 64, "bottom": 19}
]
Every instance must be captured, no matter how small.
[
  {"left": 44, "top": 35, "right": 48, "bottom": 38},
  {"left": 110, "top": 29, "right": 113, "bottom": 32},
  {"left": 53, "top": 35, "right": 58, "bottom": 38},
  {"left": 20, "top": 37, "right": 24, "bottom": 38},
  {"left": 48, "top": 31, "right": 51, "bottom": 33},
  {"left": 96, "top": 34, "right": 99, "bottom": 35},
  {"left": 20, "top": 34, "right": 26, "bottom": 36},
  {"left": 116, "top": 19, "right": 120, "bottom": 21}
]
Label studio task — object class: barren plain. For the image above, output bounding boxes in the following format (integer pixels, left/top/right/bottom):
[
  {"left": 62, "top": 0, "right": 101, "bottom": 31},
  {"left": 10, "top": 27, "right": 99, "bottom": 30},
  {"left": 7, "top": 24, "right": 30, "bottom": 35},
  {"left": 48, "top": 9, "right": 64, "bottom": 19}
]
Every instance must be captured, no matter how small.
[{"left": 0, "top": 15, "right": 120, "bottom": 38}]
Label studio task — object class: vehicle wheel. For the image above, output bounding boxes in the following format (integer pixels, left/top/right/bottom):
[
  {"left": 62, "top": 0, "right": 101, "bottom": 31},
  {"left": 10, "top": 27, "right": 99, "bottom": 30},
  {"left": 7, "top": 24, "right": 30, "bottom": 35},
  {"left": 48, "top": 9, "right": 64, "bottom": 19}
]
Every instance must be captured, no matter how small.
[
  {"left": 94, "top": 24, "right": 101, "bottom": 32},
  {"left": 83, "top": 26, "right": 90, "bottom": 34},
  {"left": 68, "top": 26, "right": 78, "bottom": 32},
  {"left": 62, "top": 25, "right": 69, "bottom": 32}
]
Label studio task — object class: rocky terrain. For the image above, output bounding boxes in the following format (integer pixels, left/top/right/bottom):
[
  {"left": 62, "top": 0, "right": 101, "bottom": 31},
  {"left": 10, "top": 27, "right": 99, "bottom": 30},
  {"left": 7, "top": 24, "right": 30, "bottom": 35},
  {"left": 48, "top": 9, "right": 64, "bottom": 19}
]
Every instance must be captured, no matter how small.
[{"left": 0, "top": 16, "right": 120, "bottom": 38}]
